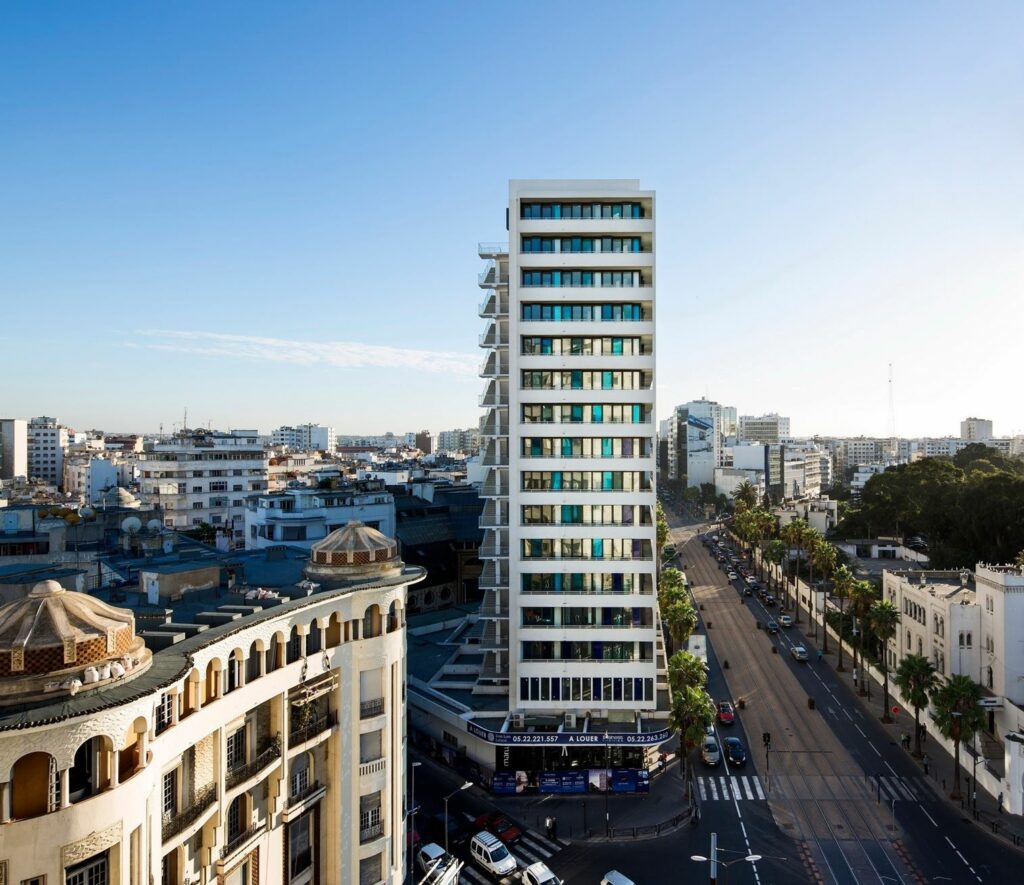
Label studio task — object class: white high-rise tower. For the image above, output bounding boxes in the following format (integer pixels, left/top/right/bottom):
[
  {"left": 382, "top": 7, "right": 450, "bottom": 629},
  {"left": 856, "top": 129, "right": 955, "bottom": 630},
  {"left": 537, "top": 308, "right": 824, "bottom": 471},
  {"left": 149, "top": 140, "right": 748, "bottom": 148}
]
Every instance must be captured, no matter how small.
[{"left": 477, "top": 181, "right": 659, "bottom": 743}]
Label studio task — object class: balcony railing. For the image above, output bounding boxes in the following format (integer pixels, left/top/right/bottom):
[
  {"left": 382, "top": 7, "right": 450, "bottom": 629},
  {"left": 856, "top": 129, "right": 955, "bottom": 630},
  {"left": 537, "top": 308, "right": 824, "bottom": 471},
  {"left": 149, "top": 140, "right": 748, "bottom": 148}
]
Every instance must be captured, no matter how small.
[
  {"left": 478, "top": 242, "right": 508, "bottom": 257},
  {"left": 359, "top": 757, "right": 386, "bottom": 777},
  {"left": 289, "top": 713, "right": 335, "bottom": 747},
  {"left": 162, "top": 783, "right": 217, "bottom": 842},
  {"left": 478, "top": 545, "right": 510, "bottom": 559},
  {"left": 226, "top": 739, "right": 281, "bottom": 790},
  {"left": 360, "top": 697, "right": 385, "bottom": 720},
  {"left": 221, "top": 822, "right": 267, "bottom": 860},
  {"left": 287, "top": 779, "right": 323, "bottom": 809},
  {"left": 359, "top": 820, "right": 384, "bottom": 844}
]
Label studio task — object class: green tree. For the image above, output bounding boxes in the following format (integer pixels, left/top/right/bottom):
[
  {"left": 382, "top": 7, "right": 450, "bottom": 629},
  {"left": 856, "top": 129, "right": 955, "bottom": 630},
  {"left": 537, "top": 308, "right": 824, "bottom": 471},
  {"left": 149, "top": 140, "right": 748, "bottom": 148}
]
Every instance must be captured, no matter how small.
[
  {"left": 656, "top": 501, "right": 669, "bottom": 560},
  {"left": 869, "top": 599, "right": 900, "bottom": 721},
  {"left": 931, "top": 675, "right": 986, "bottom": 800},
  {"left": 731, "top": 480, "right": 759, "bottom": 514},
  {"left": 668, "top": 650, "right": 707, "bottom": 694},
  {"left": 780, "top": 519, "right": 810, "bottom": 613},
  {"left": 764, "top": 539, "right": 786, "bottom": 595},
  {"left": 894, "top": 654, "right": 938, "bottom": 757},
  {"left": 658, "top": 567, "right": 686, "bottom": 602},
  {"left": 670, "top": 683, "right": 716, "bottom": 803},
  {"left": 811, "top": 541, "right": 838, "bottom": 653},
  {"left": 663, "top": 596, "right": 698, "bottom": 649},
  {"left": 832, "top": 565, "right": 854, "bottom": 672},
  {"left": 850, "top": 580, "right": 877, "bottom": 694}
]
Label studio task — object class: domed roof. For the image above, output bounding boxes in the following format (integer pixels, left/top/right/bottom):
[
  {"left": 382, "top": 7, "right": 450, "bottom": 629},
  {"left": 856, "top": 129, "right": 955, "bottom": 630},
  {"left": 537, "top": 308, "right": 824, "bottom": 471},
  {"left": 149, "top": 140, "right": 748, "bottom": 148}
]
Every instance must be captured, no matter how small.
[
  {"left": 305, "top": 521, "right": 403, "bottom": 586},
  {"left": 310, "top": 520, "right": 397, "bottom": 564},
  {"left": 0, "top": 581, "right": 141, "bottom": 677}
]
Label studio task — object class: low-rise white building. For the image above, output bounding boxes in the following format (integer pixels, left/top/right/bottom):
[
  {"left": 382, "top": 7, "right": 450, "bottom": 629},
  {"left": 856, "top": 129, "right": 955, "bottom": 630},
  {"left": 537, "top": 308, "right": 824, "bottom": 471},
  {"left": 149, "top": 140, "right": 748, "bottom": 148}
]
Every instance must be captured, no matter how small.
[
  {"left": 63, "top": 455, "right": 119, "bottom": 505},
  {"left": 244, "top": 484, "right": 395, "bottom": 550},
  {"left": 271, "top": 425, "right": 337, "bottom": 452}
]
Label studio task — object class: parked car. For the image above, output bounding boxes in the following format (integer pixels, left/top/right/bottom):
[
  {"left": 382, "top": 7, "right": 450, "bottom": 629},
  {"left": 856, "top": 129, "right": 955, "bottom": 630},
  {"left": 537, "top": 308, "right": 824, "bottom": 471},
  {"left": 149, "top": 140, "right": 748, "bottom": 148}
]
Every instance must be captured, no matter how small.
[
  {"left": 702, "top": 737, "right": 721, "bottom": 766},
  {"left": 474, "top": 811, "right": 522, "bottom": 845},
  {"left": 470, "top": 831, "right": 517, "bottom": 878},
  {"left": 717, "top": 701, "right": 735, "bottom": 725},
  {"left": 727, "top": 571, "right": 739, "bottom": 580},
  {"left": 522, "top": 862, "right": 563, "bottom": 885},
  {"left": 764, "top": 594, "right": 777, "bottom": 606},
  {"left": 416, "top": 844, "right": 454, "bottom": 878},
  {"left": 779, "top": 614, "right": 794, "bottom": 628},
  {"left": 766, "top": 620, "right": 779, "bottom": 634},
  {"left": 602, "top": 872, "right": 637, "bottom": 885},
  {"left": 744, "top": 575, "right": 758, "bottom": 586},
  {"left": 431, "top": 811, "right": 470, "bottom": 847},
  {"left": 723, "top": 737, "right": 747, "bottom": 767},
  {"left": 791, "top": 645, "right": 809, "bottom": 662}
]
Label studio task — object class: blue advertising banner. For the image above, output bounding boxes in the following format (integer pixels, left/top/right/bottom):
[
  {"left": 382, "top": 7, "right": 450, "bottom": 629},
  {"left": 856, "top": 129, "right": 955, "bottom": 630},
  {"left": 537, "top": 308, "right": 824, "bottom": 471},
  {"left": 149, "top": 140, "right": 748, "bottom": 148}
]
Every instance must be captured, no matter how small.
[
  {"left": 538, "top": 770, "right": 587, "bottom": 794},
  {"left": 490, "top": 771, "right": 522, "bottom": 795},
  {"left": 467, "top": 721, "right": 670, "bottom": 747}
]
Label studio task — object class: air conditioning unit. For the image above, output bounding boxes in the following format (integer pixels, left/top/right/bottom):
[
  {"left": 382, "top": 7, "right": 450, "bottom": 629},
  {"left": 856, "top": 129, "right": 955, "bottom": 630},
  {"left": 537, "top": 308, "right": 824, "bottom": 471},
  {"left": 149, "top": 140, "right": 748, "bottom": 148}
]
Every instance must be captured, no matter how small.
[
  {"left": 510, "top": 713, "right": 525, "bottom": 728},
  {"left": 564, "top": 713, "right": 576, "bottom": 729}
]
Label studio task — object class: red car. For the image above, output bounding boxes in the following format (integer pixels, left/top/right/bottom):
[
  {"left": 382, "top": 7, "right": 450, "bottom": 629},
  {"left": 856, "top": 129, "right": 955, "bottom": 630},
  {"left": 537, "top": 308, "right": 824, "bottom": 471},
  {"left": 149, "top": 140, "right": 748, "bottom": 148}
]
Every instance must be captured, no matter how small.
[
  {"left": 717, "top": 701, "right": 735, "bottom": 725},
  {"left": 474, "top": 811, "right": 523, "bottom": 845}
]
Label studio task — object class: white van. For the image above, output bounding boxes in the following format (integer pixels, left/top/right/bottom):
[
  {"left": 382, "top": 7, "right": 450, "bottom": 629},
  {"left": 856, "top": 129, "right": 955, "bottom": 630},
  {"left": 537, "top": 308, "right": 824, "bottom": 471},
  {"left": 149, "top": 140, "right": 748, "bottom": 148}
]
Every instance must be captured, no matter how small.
[
  {"left": 601, "top": 872, "right": 637, "bottom": 885},
  {"left": 469, "top": 831, "right": 517, "bottom": 878}
]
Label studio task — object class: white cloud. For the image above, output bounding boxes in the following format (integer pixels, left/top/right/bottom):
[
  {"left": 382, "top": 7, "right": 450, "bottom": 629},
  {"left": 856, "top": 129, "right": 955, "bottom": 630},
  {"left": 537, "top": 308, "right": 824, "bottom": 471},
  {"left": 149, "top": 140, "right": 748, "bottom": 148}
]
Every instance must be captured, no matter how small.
[{"left": 132, "top": 329, "right": 479, "bottom": 376}]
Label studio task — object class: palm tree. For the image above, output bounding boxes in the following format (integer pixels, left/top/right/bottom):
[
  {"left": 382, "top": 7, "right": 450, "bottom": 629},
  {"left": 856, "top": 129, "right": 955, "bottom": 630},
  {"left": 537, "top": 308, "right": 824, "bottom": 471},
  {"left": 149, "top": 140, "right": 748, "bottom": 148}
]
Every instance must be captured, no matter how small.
[
  {"left": 753, "top": 509, "right": 776, "bottom": 581},
  {"left": 731, "top": 480, "right": 758, "bottom": 514},
  {"left": 895, "top": 655, "right": 937, "bottom": 757},
  {"left": 931, "top": 675, "right": 986, "bottom": 800},
  {"left": 764, "top": 539, "right": 786, "bottom": 595},
  {"left": 869, "top": 599, "right": 900, "bottom": 722},
  {"left": 850, "top": 581, "right": 877, "bottom": 695},
  {"left": 779, "top": 520, "right": 808, "bottom": 613},
  {"left": 1015, "top": 548, "right": 1024, "bottom": 573},
  {"left": 801, "top": 527, "right": 823, "bottom": 622},
  {"left": 832, "top": 565, "right": 854, "bottom": 671},
  {"left": 663, "top": 596, "right": 698, "bottom": 651},
  {"left": 670, "top": 684, "right": 716, "bottom": 804},
  {"left": 668, "top": 650, "right": 708, "bottom": 694},
  {"left": 812, "top": 542, "right": 838, "bottom": 653}
]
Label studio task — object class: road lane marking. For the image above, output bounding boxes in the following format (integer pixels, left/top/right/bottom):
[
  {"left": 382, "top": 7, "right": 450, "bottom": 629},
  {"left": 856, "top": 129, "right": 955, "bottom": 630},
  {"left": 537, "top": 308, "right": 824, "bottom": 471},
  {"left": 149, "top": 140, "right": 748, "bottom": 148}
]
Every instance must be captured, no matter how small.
[
  {"left": 920, "top": 806, "right": 938, "bottom": 826},
  {"left": 709, "top": 778, "right": 719, "bottom": 800},
  {"left": 843, "top": 708, "right": 854, "bottom": 720},
  {"left": 855, "top": 724, "right": 866, "bottom": 737},
  {"left": 742, "top": 776, "right": 754, "bottom": 799},
  {"left": 753, "top": 778, "right": 765, "bottom": 799},
  {"left": 697, "top": 779, "right": 707, "bottom": 800},
  {"left": 869, "top": 742, "right": 882, "bottom": 756}
]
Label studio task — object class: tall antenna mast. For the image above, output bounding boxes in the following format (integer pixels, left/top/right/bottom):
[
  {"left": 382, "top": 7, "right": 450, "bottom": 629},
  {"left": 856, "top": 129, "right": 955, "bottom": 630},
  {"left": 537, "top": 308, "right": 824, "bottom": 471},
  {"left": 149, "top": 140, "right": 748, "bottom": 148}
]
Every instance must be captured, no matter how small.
[{"left": 887, "top": 363, "right": 897, "bottom": 461}]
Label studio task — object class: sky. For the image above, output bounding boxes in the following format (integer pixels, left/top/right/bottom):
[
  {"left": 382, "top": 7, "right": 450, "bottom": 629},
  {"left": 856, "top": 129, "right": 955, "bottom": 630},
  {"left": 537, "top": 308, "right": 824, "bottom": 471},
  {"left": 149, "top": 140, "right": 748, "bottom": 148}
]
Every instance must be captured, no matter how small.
[{"left": 2, "top": 1, "right": 1022, "bottom": 438}]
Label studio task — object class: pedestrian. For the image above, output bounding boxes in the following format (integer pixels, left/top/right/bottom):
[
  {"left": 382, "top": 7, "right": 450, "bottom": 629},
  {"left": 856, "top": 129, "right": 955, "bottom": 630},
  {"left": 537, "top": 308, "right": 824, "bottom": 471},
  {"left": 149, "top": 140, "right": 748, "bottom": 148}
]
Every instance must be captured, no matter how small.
[
  {"left": 899, "top": 731, "right": 906, "bottom": 749},
  {"left": 923, "top": 754, "right": 930, "bottom": 776},
  {"left": 544, "top": 815, "right": 553, "bottom": 840},
  {"left": 905, "top": 733, "right": 911, "bottom": 751},
  {"left": 998, "top": 793, "right": 1004, "bottom": 814},
  {"left": 922, "top": 724, "right": 928, "bottom": 745},
  {"left": 552, "top": 816, "right": 558, "bottom": 840}
]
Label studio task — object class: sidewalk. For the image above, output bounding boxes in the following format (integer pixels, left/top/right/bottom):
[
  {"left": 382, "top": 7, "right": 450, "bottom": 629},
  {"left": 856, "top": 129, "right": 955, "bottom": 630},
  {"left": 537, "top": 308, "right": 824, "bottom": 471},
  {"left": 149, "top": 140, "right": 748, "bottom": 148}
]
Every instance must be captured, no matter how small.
[{"left": 410, "top": 747, "right": 694, "bottom": 843}]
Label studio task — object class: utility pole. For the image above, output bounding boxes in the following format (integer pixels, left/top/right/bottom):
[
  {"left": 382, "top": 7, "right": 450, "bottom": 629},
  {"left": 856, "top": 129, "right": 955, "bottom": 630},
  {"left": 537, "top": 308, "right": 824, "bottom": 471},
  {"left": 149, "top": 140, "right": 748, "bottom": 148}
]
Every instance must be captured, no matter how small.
[{"left": 710, "top": 831, "right": 718, "bottom": 884}]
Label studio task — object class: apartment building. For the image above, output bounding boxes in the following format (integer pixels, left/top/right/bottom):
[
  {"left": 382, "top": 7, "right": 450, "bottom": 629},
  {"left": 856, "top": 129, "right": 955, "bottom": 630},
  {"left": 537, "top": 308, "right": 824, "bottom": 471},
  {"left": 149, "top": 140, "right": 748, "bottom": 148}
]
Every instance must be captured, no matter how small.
[
  {"left": 63, "top": 455, "right": 119, "bottom": 504},
  {"left": 667, "top": 399, "right": 725, "bottom": 487},
  {"left": 437, "top": 429, "right": 480, "bottom": 455},
  {"left": 271, "top": 425, "right": 337, "bottom": 453},
  {"left": 244, "top": 483, "right": 395, "bottom": 550},
  {"left": 738, "top": 413, "right": 790, "bottom": 445},
  {"left": 28, "top": 416, "right": 69, "bottom": 487},
  {"left": 138, "top": 430, "right": 269, "bottom": 546},
  {"left": 470, "top": 179, "right": 664, "bottom": 781},
  {"left": 0, "top": 524, "right": 423, "bottom": 885},
  {"left": 960, "top": 417, "right": 994, "bottom": 441},
  {"left": 0, "top": 419, "right": 28, "bottom": 481}
]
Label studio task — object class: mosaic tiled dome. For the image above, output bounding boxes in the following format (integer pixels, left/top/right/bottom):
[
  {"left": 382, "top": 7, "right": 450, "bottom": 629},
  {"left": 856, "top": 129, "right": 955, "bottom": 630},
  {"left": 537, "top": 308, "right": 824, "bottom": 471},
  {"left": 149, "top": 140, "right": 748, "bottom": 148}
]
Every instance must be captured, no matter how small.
[
  {"left": 304, "top": 521, "right": 403, "bottom": 586},
  {"left": 0, "top": 581, "right": 146, "bottom": 679}
]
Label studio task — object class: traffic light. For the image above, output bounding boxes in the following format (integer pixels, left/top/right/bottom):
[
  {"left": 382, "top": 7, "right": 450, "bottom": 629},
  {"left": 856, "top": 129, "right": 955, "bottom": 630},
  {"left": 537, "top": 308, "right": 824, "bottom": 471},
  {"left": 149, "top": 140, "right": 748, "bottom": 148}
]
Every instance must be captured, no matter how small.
[{"left": 762, "top": 731, "right": 771, "bottom": 747}]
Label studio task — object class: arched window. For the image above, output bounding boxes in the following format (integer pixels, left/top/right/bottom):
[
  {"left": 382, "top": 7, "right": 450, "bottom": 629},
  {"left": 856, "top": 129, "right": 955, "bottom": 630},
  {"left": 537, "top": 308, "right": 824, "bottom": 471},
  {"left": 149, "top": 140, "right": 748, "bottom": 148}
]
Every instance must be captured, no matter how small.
[
  {"left": 906, "top": 631, "right": 911, "bottom": 648},
  {"left": 987, "top": 666, "right": 994, "bottom": 689},
  {"left": 288, "top": 626, "right": 303, "bottom": 664},
  {"left": 306, "top": 620, "right": 322, "bottom": 655},
  {"left": 247, "top": 641, "right": 263, "bottom": 682},
  {"left": 11, "top": 752, "right": 59, "bottom": 818}
]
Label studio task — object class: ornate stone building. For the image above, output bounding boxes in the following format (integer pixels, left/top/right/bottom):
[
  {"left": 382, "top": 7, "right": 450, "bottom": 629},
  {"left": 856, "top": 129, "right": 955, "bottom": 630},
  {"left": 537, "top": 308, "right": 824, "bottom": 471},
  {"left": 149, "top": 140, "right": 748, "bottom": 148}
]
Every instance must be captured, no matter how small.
[{"left": 0, "top": 522, "right": 423, "bottom": 885}]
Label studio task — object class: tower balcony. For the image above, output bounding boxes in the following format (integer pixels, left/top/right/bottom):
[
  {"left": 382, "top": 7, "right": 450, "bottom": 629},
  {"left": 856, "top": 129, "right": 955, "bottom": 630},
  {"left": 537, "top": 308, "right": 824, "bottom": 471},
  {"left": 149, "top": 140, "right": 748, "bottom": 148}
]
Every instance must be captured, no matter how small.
[
  {"left": 481, "top": 439, "right": 508, "bottom": 467},
  {"left": 478, "top": 381, "right": 508, "bottom": 408},
  {"left": 479, "top": 321, "right": 509, "bottom": 348},
  {"left": 479, "top": 499, "right": 508, "bottom": 528},
  {"left": 479, "top": 242, "right": 509, "bottom": 259},
  {"left": 479, "top": 290, "right": 509, "bottom": 318},
  {"left": 478, "top": 260, "right": 508, "bottom": 289},
  {"left": 479, "top": 409, "right": 508, "bottom": 437},
  {"left": 480, "top": 350, "right": 508, "bottom": 378},
  {"left": 480, "top": 469, "right": 509, "bottom": 498}
]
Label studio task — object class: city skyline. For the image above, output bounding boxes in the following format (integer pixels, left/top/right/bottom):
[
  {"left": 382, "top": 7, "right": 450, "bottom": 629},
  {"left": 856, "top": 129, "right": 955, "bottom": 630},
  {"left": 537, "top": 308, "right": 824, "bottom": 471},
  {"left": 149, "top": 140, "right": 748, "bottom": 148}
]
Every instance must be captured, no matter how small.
[{"left": 3, "top": 2, "right": 1022, "bottom": 437}]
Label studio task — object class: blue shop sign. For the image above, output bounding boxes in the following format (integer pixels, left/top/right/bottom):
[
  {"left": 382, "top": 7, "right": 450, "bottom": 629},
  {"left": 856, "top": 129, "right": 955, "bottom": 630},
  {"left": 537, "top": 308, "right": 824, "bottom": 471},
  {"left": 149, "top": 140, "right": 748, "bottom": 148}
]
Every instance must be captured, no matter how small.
[{"left": 468, "top": 722, "right": 670, "bottom": 746}]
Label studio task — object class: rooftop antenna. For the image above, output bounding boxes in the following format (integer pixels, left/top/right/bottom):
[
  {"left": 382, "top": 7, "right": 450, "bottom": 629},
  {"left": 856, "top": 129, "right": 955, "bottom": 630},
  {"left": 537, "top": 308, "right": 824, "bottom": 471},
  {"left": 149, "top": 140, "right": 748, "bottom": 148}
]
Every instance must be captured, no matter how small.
[
  {"left": 887, "top": 363, "right": 897, "bottom": 461},
  {"left": 183, "top": 407, "right": 188, "bottom": 433}
]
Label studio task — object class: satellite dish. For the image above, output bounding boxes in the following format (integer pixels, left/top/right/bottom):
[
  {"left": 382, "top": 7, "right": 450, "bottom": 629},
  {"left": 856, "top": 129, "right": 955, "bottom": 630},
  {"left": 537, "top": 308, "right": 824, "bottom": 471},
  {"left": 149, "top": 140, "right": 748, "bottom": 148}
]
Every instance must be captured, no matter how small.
[
  {"left": 146, "top": 519, "right": 163, "bottom": 533},
  {"left": 78, "top": 505, "right": 96, "bottom": 520},
  {"left": 121, "top": 516, "right": 143, "bottom": 534}
]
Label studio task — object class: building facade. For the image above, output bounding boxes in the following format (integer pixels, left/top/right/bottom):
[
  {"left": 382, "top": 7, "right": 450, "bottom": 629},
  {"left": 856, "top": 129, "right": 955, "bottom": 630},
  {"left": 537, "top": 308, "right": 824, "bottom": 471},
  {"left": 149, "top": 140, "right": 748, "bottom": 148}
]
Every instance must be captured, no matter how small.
[
  {"left": 0, "top": 525, "right": 422, "bottom": 885},
  {"left": 138, "top": 431, "right": 269, "bottom": 546},
  {"left": 0, "top": 419, "right": 28, "bottom": 481},
  {"left": 271, "top": 425, "right": 337, "bottom": 453},
  {"left": 473, "top": 179, "right": 662, "bottom": 775},
  {"left": 737, "top": 413, "right": 790, "bottom": 445},
  {"left": 244, "top": 484, "right": 396, "bottom": 550},
  {"left": 960, "top": 417, "right": 994, "bottom": 441},
  {"left": 436, "top": 429, "right": 480, "bottom": 455},
  {"left": 28, "top": 416, "right": 69, "bottom": 488}
]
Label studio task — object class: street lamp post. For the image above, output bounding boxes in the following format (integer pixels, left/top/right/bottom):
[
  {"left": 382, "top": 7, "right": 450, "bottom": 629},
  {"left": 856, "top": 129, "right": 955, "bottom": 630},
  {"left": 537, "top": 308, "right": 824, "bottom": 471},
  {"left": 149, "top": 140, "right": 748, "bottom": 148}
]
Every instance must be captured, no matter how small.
[
  {"left": 690, "top": 832, "right": 762, "bottom": 885},
  {"left": 442, "top": 782, "right": 473, "bottom": 854},
  {"left": 408, "top": 761, "right": 422, "bottom": 883}
]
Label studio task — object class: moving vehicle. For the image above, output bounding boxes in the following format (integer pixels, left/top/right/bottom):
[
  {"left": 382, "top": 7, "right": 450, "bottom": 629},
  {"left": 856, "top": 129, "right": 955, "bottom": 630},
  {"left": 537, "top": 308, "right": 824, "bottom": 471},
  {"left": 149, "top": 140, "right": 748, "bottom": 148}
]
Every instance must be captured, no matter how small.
[
  {"left": 702, "top": 736, "right": 721, "bottom": 766},
  {"left": 727, "top": 571, "right": 738, "bottom": 580},
  {"left": 522, "top": 862, "right": 563, "bottom": 885},
  {"left": 431, "top": 811, "right": 470, "bottom": 847},
  {"left": 766, "top": 620, "right": 779, "bottom": 634},
  {"left": 469, "top": 831, "right": 517, "bottom": 878},
  {"left": 764, "top": 594, "right": 777, "bottom": 606},
  {"left": 791, "top": 645, "right": 809, "bottom": 662},
  {"left": 474, "top": 811, "right": 522, "bottom": 845},
  {"left": 717, "top": 701, "right": 735, "bottom": 725},
  {"left": 724, "top": 737, "right": 747, "bottom": 767},
  {"left": 779, "top": 613, "right": 794, "bottom": 628},
  {"left": 745, "top": 575, "right": 758, "bottom": 586},
  {"left": 602, "top": 872, "right": 637, "bottom": 885}
]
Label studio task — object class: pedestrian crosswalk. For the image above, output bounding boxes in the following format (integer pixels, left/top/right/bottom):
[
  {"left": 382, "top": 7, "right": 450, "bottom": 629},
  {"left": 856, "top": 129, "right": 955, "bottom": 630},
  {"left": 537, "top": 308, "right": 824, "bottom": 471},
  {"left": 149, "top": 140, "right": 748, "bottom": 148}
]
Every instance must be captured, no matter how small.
[
  {"left": 875, "top": 775, "right": 919, "bottom": 802},
  {"left": 696, "top": 774, "right": 766, "bottom": 801},
  {"left": 458, "top": 831, "right": 569, "bottom": 884}
]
